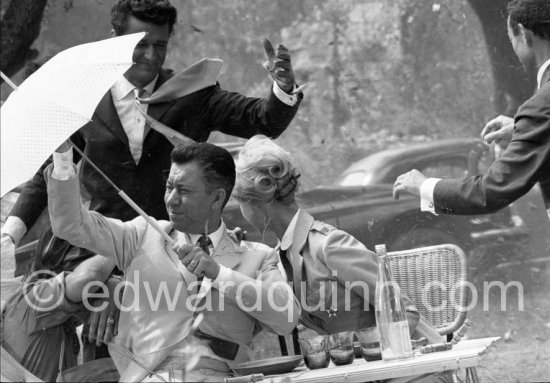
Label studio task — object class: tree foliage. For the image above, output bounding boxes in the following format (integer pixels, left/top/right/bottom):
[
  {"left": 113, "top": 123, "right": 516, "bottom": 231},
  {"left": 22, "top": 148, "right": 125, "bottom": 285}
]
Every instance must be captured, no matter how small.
[
  {"left": 0, "top": 0, "right": 47, "bottom": 79},
  {"left": 0, "top": 0, "right": 538, "bottom": 189}
]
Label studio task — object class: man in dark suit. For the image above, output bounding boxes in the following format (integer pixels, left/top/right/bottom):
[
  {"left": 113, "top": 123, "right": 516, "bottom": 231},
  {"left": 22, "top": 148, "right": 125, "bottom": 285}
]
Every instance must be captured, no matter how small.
[
  {"left": 2, "top": 0, "right": 302, "bottom": 247},
  {"left": 393, "top": 0, "right": 550, "bottom": 220}
]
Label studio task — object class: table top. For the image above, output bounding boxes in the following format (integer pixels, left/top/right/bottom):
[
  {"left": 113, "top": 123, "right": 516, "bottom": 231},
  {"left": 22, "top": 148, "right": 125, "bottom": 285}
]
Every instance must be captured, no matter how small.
[{"left": 272, "top": 337, "right": 500, "bottom": 383}]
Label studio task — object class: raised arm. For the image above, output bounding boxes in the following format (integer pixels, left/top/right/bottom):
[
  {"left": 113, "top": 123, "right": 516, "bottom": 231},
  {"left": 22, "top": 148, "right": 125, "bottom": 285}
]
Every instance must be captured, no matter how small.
[
  {"left": 205, "top": 84, "right": 301, "bottom": 139},
  {"left": 45, "top": 145, "right": 146, "bottom": 270},
  {"left": 2, "top": 132, "right": 85, "bottom": 246},
  {"left": 205, "top": 38, "right": 302, "bottom": 139}
]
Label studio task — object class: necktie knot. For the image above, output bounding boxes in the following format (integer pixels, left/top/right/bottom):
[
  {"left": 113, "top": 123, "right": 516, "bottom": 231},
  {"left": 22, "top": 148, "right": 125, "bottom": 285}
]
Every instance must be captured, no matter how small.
[
  {"left": 195, "top": 234, "right": 212, "bottom": 286},
  {"left": 197, "top": 234, "right": 213, "bottom": 254},
  {"left": 134, "top": 87, "right": 146, "bottom": 100}
]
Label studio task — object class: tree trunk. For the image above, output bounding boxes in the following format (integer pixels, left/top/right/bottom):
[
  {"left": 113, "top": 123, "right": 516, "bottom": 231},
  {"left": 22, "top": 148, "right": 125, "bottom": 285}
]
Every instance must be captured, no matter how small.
[
  {"left": 0, "top": 0, "right": 48, "bottom": 82},
  {"left": 331, "top": 22, "right": 344, "bottom": 140},
  {"left": 467, "top": 0, "right": 535, "bottom": 116}
]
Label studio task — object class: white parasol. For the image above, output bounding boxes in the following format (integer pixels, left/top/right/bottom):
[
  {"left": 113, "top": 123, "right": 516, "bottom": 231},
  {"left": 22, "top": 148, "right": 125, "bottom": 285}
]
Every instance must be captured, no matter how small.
[
  {"left": 0, "top": 32, "right": 145, "bottom": 197},
  {"left": 1, "top": 32, "right": 180, "bottom": 249}
]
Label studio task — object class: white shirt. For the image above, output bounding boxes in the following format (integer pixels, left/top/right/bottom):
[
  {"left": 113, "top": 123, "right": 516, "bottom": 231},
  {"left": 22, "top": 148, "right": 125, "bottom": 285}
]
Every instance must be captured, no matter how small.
[
  {"left": 181, "top": 221, "right": 237, "bottom": 285},
  {"left": 536, "top": 58, "right": 550, "bottom": 90},
  {"left": 111, "top": 76, "right": 157, "bottom": 163},
  {"left": 272, "top": 82, "right": 300, "bottom": 106},
  {"left": 180, "top": 221, "right": 225, "bottom": 253}
]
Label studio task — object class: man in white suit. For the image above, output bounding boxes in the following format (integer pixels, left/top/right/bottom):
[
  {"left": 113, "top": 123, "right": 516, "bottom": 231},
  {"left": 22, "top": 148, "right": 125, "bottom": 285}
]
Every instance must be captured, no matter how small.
[{"left": 46, "top": 141, "right": 300, "bottom": 381}]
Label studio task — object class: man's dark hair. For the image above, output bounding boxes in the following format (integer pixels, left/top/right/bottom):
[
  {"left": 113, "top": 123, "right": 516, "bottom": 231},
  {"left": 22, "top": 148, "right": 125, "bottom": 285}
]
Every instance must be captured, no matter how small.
[
  {"left": 508, "top": 0, "right": 550, "bottom": 40},
  {"left": 111, "top": 0, "right": 177, "bottom": 35},
  {"left": 171, "top": 142, "right": 236, "bottom": 208}
]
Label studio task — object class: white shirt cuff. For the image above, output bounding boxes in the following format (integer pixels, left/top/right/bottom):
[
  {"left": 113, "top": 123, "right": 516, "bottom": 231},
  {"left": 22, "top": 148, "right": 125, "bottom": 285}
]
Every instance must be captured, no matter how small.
[
  {"left": 1, "top": 216, "right": 28, "bottom": 245},
  {"left": 420, "top": 178, "right": 441, "bottom": 215},
  {"left": 52, "top": 148, "right": 75, "bottom": 180},
  {"left": 272, "top": 82, "right": 299, "bottom": 106},
  {"left": 212, "top": 264, "right": 232, "bottom": 287}
]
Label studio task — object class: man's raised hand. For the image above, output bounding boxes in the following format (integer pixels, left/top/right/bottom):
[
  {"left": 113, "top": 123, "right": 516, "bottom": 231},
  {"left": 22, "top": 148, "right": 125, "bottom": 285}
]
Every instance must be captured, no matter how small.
[{"left": 262, "top": 38, "right": 296, "bottom": 94}]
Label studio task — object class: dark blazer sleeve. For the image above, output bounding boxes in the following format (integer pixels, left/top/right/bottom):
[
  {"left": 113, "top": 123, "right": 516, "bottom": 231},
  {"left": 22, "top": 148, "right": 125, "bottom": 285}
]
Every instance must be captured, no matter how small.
[
  {"left": 8, "top": 130, "right": 85, "bottom": 229},
  {"left": 205, "top": 83, "right": 301, "bottom": 139},
  {"left": 433, "top": 85, "right": 550, "bottom": 215}
]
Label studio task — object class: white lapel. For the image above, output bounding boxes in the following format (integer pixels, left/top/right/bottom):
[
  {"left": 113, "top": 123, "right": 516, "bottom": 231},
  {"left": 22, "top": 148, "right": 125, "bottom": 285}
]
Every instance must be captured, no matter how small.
[
  {"left": 290, "top": 211, "right": 327, "bottom": 334},
  {"left": 195, "top": 232, "right": 241, "bottom": 305},
  {"left": 164, "top": 227, "right": 195, "bottom": 286}
]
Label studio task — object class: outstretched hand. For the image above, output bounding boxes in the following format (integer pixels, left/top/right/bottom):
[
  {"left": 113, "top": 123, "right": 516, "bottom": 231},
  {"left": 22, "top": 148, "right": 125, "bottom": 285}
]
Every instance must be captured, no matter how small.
[
  {"left": 481, "top": 115, "right": 514, "bottom": 148},
  {"left": 262, "top": 38, "right": 296, "bottom": 94},
  {"left": 392, "top": 169, "right": 427, "bottom": 200}
]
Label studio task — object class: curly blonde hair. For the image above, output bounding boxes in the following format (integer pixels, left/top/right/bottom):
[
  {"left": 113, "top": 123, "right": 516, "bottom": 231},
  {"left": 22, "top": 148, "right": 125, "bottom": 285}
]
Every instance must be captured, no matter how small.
[{"left": 234, "top": 135, "right": 300, "bottom": 205}]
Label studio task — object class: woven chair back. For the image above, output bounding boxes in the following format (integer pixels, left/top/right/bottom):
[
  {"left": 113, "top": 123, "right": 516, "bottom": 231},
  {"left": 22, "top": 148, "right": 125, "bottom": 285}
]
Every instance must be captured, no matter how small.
[{"left": 386, "top": 244, "right": 468, "bottom": 335}]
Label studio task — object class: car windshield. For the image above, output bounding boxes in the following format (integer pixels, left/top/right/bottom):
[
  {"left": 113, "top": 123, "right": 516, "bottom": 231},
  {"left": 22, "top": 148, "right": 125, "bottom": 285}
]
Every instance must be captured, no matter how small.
[{"left": 336, "top": 171, "right": 373, "bottom": 187}]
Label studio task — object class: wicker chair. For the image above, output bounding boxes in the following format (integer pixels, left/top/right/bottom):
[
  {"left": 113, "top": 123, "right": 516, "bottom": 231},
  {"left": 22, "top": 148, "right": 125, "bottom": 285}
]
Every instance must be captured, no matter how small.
[
  {"left": 387, "top": 243, "right": 479, "bottom": 383},
  {"left": 386, "top": 243, "right": 469, "bottom": 338}
]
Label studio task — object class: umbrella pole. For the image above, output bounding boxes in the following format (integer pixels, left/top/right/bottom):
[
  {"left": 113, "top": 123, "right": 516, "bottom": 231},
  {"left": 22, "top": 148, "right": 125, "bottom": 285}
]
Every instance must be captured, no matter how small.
[
  {"left": 0, "top": 71, "right": 18, "bottom": 90},
  {"left": 68, "top": 139, "right": 174, "bottom": 245}
]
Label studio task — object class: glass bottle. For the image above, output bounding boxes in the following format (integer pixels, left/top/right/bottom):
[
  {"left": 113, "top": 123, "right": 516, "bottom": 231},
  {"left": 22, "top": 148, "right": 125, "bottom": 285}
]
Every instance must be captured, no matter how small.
[{"left": 374, "top": 244, "right": 413, "bottom": 361}]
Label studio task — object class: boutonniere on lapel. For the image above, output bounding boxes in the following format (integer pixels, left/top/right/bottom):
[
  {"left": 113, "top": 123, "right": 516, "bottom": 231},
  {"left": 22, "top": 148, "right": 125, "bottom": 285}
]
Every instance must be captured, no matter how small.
[
  {"left": 326, "top": 306, "right": 338, "bottom": 318},
  {"left": 227, "top": 227, "right": 246, "bottom": 246}
]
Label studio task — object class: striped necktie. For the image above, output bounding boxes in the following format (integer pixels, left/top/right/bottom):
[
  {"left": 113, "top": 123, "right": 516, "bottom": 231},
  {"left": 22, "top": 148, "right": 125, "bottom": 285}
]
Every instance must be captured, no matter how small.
[{"left": 195, "top": 234, "right": 213, "bottom": 288}]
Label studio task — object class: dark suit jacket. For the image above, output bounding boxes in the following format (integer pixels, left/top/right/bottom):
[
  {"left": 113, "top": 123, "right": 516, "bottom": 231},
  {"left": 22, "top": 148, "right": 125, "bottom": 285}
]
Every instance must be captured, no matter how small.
[
  {"left": 10, "top": 68, "right": 301, "bottom": 226},
  {"left": 433, "top": 68, "right": 550, "bottom": 214}
]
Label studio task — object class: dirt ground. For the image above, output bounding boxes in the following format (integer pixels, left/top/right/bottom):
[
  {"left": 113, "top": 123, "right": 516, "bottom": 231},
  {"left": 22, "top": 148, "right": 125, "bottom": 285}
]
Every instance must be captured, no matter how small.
[{"left": 467, "top": 259, "right": 550, "bottom": 382}]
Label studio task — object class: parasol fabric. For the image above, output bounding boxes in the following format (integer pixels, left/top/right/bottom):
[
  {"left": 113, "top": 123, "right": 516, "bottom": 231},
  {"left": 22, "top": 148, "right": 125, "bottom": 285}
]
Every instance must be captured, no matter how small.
[{"left": 0, "top": 32, "right": 145, "bottom": 197}]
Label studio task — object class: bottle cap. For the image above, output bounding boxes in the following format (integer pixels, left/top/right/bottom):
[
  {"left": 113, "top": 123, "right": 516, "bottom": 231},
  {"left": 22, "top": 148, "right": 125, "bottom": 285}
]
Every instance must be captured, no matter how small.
[{"left": 375, "top": 244, "right": 387, "bottom": 256}]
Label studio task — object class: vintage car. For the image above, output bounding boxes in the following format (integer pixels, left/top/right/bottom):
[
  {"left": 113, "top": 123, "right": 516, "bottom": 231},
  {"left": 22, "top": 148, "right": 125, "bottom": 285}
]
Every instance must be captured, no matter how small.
[
  {"left": 1, "top": 138, "right": 528, "bottom": 276},
  {"left": 222, "top": 137, "right": 529, "bottom": 254}
]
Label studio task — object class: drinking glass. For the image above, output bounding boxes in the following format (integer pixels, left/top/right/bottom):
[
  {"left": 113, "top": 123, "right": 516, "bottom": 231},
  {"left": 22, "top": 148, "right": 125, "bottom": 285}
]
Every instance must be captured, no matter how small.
[
  {"left": 329, "top": 331, "right": 355, "bottom": 365},
  {"left": 298, "top": 335, "right": 330, "bottom": 369},
  {"left": 356, "top": 326, "right": 382, "bottom": 362}
]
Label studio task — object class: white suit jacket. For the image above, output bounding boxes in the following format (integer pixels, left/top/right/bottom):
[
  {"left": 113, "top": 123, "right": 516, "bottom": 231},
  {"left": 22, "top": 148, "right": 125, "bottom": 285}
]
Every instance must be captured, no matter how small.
[{"left": 45, "top": 166, "right": 299, "bottom": 374}]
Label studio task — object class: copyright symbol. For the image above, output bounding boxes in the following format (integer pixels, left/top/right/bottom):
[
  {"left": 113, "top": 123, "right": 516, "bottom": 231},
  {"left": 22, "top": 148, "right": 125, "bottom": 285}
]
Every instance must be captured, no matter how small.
[{"left": 23, "top": 270, "right": 65, "bottom": 312}]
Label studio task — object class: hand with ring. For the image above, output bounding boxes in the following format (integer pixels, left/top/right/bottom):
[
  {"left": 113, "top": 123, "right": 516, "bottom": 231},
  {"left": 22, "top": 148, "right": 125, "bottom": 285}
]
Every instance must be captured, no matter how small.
[
  {"left": 174, "top": 243, "right": 220, "bottom": 280},
  {"left": 87, "top": 276, "right": 122, "bottom": 347}
]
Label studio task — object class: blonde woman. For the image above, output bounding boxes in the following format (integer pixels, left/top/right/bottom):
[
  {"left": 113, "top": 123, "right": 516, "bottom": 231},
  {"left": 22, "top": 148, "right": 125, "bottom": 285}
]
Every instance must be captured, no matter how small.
[{"left": 234, "top": 135, "right": 440, "bottom": 341}]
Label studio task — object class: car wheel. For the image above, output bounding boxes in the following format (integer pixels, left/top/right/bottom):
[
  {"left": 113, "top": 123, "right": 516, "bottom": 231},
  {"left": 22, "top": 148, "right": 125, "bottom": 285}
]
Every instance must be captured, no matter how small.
[{"left": 387, "top": 227, "right": 460, "bottom": 251}]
